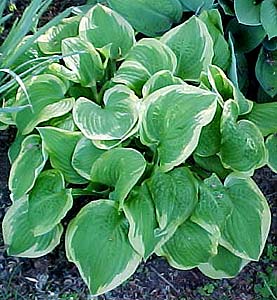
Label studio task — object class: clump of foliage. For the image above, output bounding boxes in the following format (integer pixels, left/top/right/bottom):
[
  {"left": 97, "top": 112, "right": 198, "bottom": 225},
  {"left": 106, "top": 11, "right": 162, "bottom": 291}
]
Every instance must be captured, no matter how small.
[{"left": 1, "top": 0, "right": 277, "bottom": 297}]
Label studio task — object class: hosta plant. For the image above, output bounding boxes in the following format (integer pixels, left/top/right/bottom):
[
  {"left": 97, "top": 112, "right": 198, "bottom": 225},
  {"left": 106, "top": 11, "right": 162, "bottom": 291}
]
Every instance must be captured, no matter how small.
[{"left": 1, "top": 2, "right": 276, "bottom": 296}]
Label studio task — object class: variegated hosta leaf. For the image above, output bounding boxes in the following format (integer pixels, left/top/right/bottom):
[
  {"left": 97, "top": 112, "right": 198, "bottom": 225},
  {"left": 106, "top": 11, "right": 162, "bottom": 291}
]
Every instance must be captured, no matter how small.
[
  {"left": 28, "top": 170, "right": 73, "bottom": 236},
  {"left": 8, "top": 134, "right": 25, "bottom": 164},
  {"left": 48, "top": 113, "right": 76, "bottom": 131},
  {"left": 179, "top": 0, "right": 214, "bottom": 11},
  {"left": 65, "top": 200, "right": 141, "bottom": 296},
  {"left": 107, "top": 0, "right": 183, "bottom": 37},
  {"left": 2, "top": 197, "right": 63, "bottom": 258},
  {"left": 199, "top": 9, "right": 230, "bottom": 70},
  {"left": 261, "top": 0, "right": 277, "bottom": 39},
  {"left": 79, "top": 4, "right": 135, "bottom": 60},
  {"left": 142, "top": 70, "right": 183, "bottom": 98},
  {"left": 73, "top": 85, "right": 140, "bottom": 141},
  {"left": 123, "top": 184, "right": 162, "bottom": 259},
  {"left": 72, "top": 137, "right": 105, "bottom": 180},
  {"left": 220, "top": 100, "right": 266, "bottom": 174},
  {"left": 140, "top": 84, "right": 218, "bottom": 171},
  {"left": 234, "top": 0, "right": 262, "bottom": 26},
  {"left": 161, "top": 16, "right": 214, "bottom": 81},
  {"left": 220, "top": 174, "right": 271, "bottom": 260},
  {"left": 156, "top": 220, "right": 218, "bottom": 270},
  {"left": 113, "top": 38, "right": 177, "bottom": 95},
  {"left": 38, "top": 16, "right": 80, "bottom": 54},
  {"left": 266, "top": 134, "right": 277, "bottom": 173},
  {"left": 38, "top": 127, "right": 86, "bottom": 184},
  {"left": 147, "top": 167, "right": 198, "bottom": 234},
  {"left": 199, "top": 246, "right": 249, "bottom": 279},
  {"left": 244, "top": 102, "right": 277, "bottom": 136},
  {"left": 62, "top": 37, "right": 104, "bottom": 87},
  {"left": 90, "top": 148, "right": 146, "bottom": 208},
  {"left": 207, "top": 65, "right": 253, "bottom": 115},
  {"left": 194, "top": 105, "right": 222, "bottom": 157},
  {"left": 14, "top": 74, "right": 69, "bottom": 135},
  {"left": 255, "top": 47, "right": 277, "bottom": 98},
  {"left": 9, "top": 135, "right": 48, "bottom": 201}
]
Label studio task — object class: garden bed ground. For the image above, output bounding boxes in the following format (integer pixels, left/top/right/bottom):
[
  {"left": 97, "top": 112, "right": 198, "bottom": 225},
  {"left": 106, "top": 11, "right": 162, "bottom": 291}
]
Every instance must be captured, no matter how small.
[{"left": 0, "top": 1, "right": 276, "bottom": 299}]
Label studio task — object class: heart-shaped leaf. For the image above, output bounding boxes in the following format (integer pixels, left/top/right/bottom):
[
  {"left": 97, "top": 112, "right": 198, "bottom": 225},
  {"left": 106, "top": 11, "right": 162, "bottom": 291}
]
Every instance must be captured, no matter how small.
[
  {"left": 107, "top": 0, "right": 183, "bottom": 37},
  {"left": 79, "top": 4, "right": 135, "bottom": 60},
  {"left": 234, "top": 0, "right": 261, "bottom": 26},
  {"left": 161, "top": 16, "right": 214, "bottom": 81},
  {"left": 73, "top": 85, "right": 140, "bottom": 141},
  {"left": 65, "top": 200, "right": 141, "bottom": 296},
  {"left": 266, "top": 134, "right": 277, "bottom": 173},
  {"left": 220, "top": 100, "right": 267, "bottom": 174},
  {"left": 38, "top": 127, "right": 86, "bottom": 184},
  {"left": 141, "top": 84, "right": 218, "bottom": 171},
  {"left": 2, "top": 197, "right": 63, "bottom": 258},
  {"left": 9, "top": 135, "right": 48, "bottom": 201},
  {"left": 28, "top": 170, "right": 73, "bottom": 236},
  {"left": 113, "top": 38, "right": 177, "bottom": 95}
]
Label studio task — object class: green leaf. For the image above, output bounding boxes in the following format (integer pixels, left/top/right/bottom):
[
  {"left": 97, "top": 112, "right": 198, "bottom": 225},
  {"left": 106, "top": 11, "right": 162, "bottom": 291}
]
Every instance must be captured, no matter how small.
[
  {"left": 73, "top": 85, "right": 140, "bottom": 141},
  {"left": 62, "top": 37, "right": 104, "bottom": 87},
  {"left": 199, "top": 9, "right": 230, "bottom": 70},
  {"left": 113, "top": 38, "right": 177, "bottom": 95},
  {"left": 14, "top": 74, "right": 69, "bottom": 135},
  {"left": 234, "top": 0, "right": 261, "bottom": 26},
  {"left": 9, "top": 135, "right": 48, "bottom": 201},
  {"left": 157, "top": 220, "right": 218, "bottom": 270},
  {"left": 147, "top": 167, "right": 198, "bottom": 233},
  {"left": 38, "top": 16, "right": 80, "bottom": 54},
  {"left": 107, "top": 0, "right": 183, "bottom": 37},
  {"left": 90, "top": 148, "right": 146, "bottom": 208},
  {"left": 72, "top": 137, "right": 105, "bottom": 180},
  {"left": 244, "top": 102, "right": 277, "bottom": 136},
  {"left": 161, "top": 16, "right": 214, "bottom": 81},
  {"left": 48, "top": 113, "right": 76, "bottom": 131},
  {"left": 65, "top": 200, "right": 141, "bottom": 296},
  {"left": 141, "top": 84, "right": 218, "bottom": 171},
  {"left": 28, "top": 170, "right": 73, "bottom": 236},
  {"left": 218, "top": 0, "right": 234, "bottom": 15},
  {"left": 79, "top": 4, "right": 135, "bottom": 59},
  {"left": 266, "top": 134, "right": 277, "bottom": 173},
  {"left": 220, "top": 100, "right": 266, "bottom": 174},
  {"left": 199, "top": 246, "right": 248, "bottom": 279},
  {"left": 255, "top": 47, "right": 277, "bottom": 98},
  {"left": 261, "top": 0, "right": 277, "bottom": 39},
  {"left": 2, "top": 197, "right": 63, "bottom": 258},
  {"left": 220, "top": 174, "right": 271, "bottom": 260},
  {"left": 38, "top": 127, "right": 86, "bottom": 184},
  {"left": 123, "top": 184, "right": 161, "bottom": 259},
  {"left": 8, "top": 134, "right": 25, "bottom": 164},
  {"left": 179, "top": 0, "right": 214, "bottom": 11},
  {"left": 142, "top": 70, "right": 183, "bottom": 98}
]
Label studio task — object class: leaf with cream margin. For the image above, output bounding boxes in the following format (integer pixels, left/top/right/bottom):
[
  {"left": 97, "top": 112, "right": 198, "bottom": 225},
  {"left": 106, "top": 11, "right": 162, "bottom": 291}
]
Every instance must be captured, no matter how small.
[
  {"left": 156, "top": 220, "right": 218, "bottom": 270},
  {"left": 14, "top": 74, "right": 69, "bottom": 135},
  {"left": 142, "top": 70, "right": 183, "bottom": 98},
  {"left": 220, "top": 100, "right": 267, "bottom": 174},
  {"left": 234, "top": 0, "right": 261, "bottom": 26},
  {"left": 140, "top": 84, "right": 218, "bottom": 172},
  {"left": 161, "top": 16, "right": 214, "bottom": 81},
  {"left": 147, "top": 167, "right": 198, "bottom": 234},
  {"left": 28, "top": 170, "right": 73, "bottom": 236},
  {"left": 2, "top": 196, "right": 63, "bottom": 258},
  {"left": 266, "top": 134, "right": 277, "bottom": 173},
  {"left": 9, "top": 135, "right": 48, "bottom": 201},
  {"left": 107, "top": 0, "right": 183, "bottom": 37},
  {"left": 73, "top": 85, "right": 140, "bottom": 141},
  {"left": 72, "top": 137, "right": 105, "bottom": 180},
  {"left": 65, "top": 200, "right": 141, "bottom": 296},
  {"left": 79, "top": 4, "right": 135, "bottom": 60},
  {"left": 38, "top": 127, "right": 86, "bottom": 184},
  {"left": 123, "top": 184, "right": 162, "bottom": 259},
  {"left": 113, "top": 38, "right": 177, "bottom": 95},
  {"left": 38, "top": 16, "right": 80, "bottom": 54},
  {"left": 199, "top": 246, "right": 249, "bottom": 279},
  {"left": 90, "top": 148, "right": 146, "bottom": 208},
  {"left": 62, "top": 37, "right": 104, "bottom": 87}
]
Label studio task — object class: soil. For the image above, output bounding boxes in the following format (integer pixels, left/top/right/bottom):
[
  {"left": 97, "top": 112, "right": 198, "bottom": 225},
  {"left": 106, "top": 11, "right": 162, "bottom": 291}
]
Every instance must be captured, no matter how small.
[{"left": 0, "top": 1, "right": 277, "bottom": 300}]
